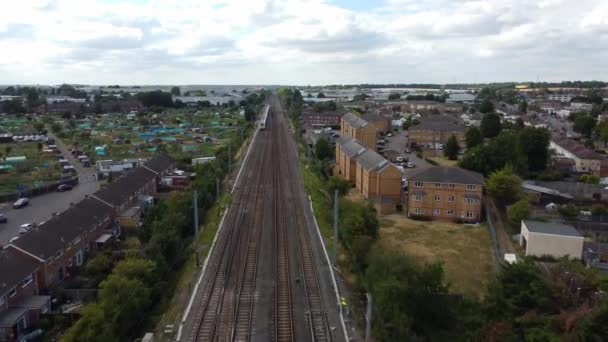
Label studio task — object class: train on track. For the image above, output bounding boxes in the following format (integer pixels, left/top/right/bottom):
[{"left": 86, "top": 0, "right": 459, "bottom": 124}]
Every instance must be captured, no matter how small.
[{"left": 259, "top": 104, "right": 270, "bottom": 130}]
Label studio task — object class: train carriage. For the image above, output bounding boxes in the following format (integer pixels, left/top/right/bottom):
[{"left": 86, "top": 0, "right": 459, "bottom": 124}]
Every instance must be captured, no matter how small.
[{"left": 259, "top": 105, "right": 270, "bottom": 130}]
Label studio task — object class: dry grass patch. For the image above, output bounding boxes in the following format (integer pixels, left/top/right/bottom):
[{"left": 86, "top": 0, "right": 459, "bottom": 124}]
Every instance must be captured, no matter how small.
[
  {"left": 428, "top": 157, "right": 458, "bottom": 167},
  {"left": 378, "top": 214, "right": 496, "bottom": 299}
]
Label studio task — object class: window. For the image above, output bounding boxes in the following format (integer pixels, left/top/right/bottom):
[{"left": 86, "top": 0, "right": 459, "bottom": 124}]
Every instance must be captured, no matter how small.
[
  {"left": 415, "top": 208, "right": 424, "bottom": 215},
  {"left": 467, "top": 212, "right": 475, "bottom": 218},
  {"left": 21, "top": 275, "right": 33, "bottom": 288},
  {"left": 76, "top": 251, "right": 83, "bottom": 266},
  {"left": 434, "top": 195, "right": 440, "bottom": 201},
  {"left": 465, "top": 198, "right": 476, "bottom": 205},
  {"left": 68, "top": 257, "right": 73, "bottom": 267},
  {"left": 0, "top": 295, "right": 5, "bottom": 307},
  {"left": 56, "top": 250, "right": 63, "bottom": 258},
  {"left": 448, "top": 184, "right": 455, "bottom": 189},
  {"left": 8, "top": 287, "right": 16, "bottom": 297},
  {"left": 447, "top": 209, "right": 454, "bottom": 216},
  {"left": 434, "top": 183, "right": 441, "bottom": 188},
  {"left": 433, "top": 209, "right": 440, "bottom": 215},
  {"left": 414, "top": 195, "right": 423, "bottom": 201},
  {"left": 448, "top": 196, "right": 455, "bottom": 202},
  {"left": 466, "top": 184, "right": 476, "bottom": 191},
  {"left": 414, "top": 181, "right": 423, "bottom": 188}
]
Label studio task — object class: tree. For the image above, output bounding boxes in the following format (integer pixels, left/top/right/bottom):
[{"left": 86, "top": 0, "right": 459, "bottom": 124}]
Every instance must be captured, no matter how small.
[
  {"left": 480, "top": 113, "right": 502, "bottom": 138},
  {"left": 137, "top": 91, "right": 173, "bottom": 107},
  {"left": 170, "top": 86, "right": 181, "bottom": 96},
  {"left": 507, "top": 198, "right": 530, "bottom": 228},
  {"left": 314, "top": 138, "right": 332, "bottom": 160},
  {"left": 388, "top": 92, "right": 401, "bottom": 100},
  {"left": 518, "top": 127, "right": 550, "bottom": 173},
  {"left": 316, "top": 92, "right": 326, "bottom": 98},
  {"left": 50, "top": 122, "right": 62, "bottom": 133},
  {"left": 486, "top": 165, "right": 523, "bottom": 204},
  {"left": 62, "top": 304, "right": 116, "bottom": 342},
  {"left": 112, "top": 257, "right": 157, "bottom": 284},
  {"left": 465, "top": 127, "right": 483, "bottom": 149},
  {"left": 580, "top": 174, "right": 600, "bottom": 184},
  {"left": 5, "top": 145, "right": 12, "bottom": 157},
  {"left": 99, "top": 274, "right": 151, "bottom": 338},
  {"left": 595, "top": 121, "right": 608, "bottom": 146},
  {"left": 444, "top": 135, "right": 460, "bottom": 160},
  {"left": 479, "top": 99, "right": 495, "bottom": 114},
  {"left": 518, "top": 100, "right": 528, "bottom": 113},
  {"left": 33, "top": 121, "right": 44, "bottom": 132},
  {"left": 573, "top": 114, "right": 597, "bottom": 137},
  {"left": 244, "top": 106, "right": 256, "bottom": 122}
]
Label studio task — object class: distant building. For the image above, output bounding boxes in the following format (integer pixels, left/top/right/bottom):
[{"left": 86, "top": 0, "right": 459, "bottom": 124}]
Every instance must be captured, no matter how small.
[
  {"left": 408, "top": 119, "right": 465, "bottom": 147},
  {"left": 407, "top": 167, "right": 484, "bottom": 222},
  {"left": 519, "top": 220, "right": 583, "bottom": 259},
  {"left": 405, "top": 100, "right": 442, "bottom": 112},
  {"left": 550, "top": 139, "right": 605, "bottom": 175},
  {"left": 548, "top": 94, "right": 575, "bottom": 102},
  {"left": 302, "top": 112, "right": 341, "bottom": 127},
  {"left": 340, "top": 113, "right": 378, "bottom": 149},
  {"left": 446, "top": 93, "right": 476, "bottom": 104}
]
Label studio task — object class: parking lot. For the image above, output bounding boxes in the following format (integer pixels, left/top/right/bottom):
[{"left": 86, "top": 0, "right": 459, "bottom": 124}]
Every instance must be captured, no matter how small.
[{"left": 382, "top": 129, "right": 431, "bottom": 178}]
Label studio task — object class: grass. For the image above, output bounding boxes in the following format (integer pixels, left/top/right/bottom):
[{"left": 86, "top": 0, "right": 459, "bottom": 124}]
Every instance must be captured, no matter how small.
[
  {"left": 427, "top": 157, "right": 458, "bottom": 167},
  {"left": 0, "top": 143, "right": 63, "bottom": 193},
  {"left": 300, "top": 161, "right": 335, "bottom": 255},
  {"left": 378, "top": 215, "right": 496, "bottom": 299}
]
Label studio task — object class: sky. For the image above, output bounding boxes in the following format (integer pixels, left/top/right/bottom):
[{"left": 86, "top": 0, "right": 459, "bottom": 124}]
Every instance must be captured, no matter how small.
[{"left": 0, "top": 0, "right": 607, "bottom": 85}]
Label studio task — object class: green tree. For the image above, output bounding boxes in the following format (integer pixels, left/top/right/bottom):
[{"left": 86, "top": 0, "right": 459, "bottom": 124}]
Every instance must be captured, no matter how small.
[
  {"left": 112, "top": 257, "right": 157, "bottom": 285},
  {"left": 86, "top": 253, "right": 113, "bottom": 280},
  {"left": 314, "top": 138, "right": 332, "bottom": 160},
  {"left": 595, "top": 121, "right": 608, "bottom": 146},
  {"left": 573, "top": 114, "right": 597, "bottom": 137},
  {"left": 465, "top": 127, "right": 483, "bottom": 149},
  {"left": 99, "top": 274, "right": 151, "bottom": 338},
  {"left": 244, "top": 106, "right": 256, "bottom": 122},
  {"left": 444, "top": 135, "right": 460, "bottom": 160},
  {"left": 580, "top": 174, "right": 600, "bottom": 184},
  {"left": 388, "top": 92, "right": 401, "bottom": 100},
  {"left": 480, "top": 113, "right": 502, "bottom": 138},
  {"left": 62, "top": 304, "right": 116, "bottom": 342},
  {"left": 316, "top": 92, "right": 326, "bottom": 98},
  {"left": 4, "top": 145, "right": 12, "bottom": 157},
  {"left": 486, "top": 165, "right": 522, "bottom": 204},
  {"left": 518, "top": 100, "right": 528, "bottom": 113},
  {"left": 507, "top": 198, "right": 531, "bottom": 229},
  {"left": 479, "top": 99, "right": 495, "bottom": 114},
  {"left": 50, "top": 122, "right": 62, "bottom": 133},
  {"left": 170, "top": 86, "right": 181, "bottom": 96},
  {"left": 33, "top": 121, "right": 45, "bottom": 132},
  {"left": 518, "top": 127, "right": 550, "bottom": 173}
]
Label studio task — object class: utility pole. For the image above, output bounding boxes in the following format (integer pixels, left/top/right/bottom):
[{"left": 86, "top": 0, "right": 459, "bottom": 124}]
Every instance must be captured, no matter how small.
[
  {"left": 228, "top": 143, "right": 232, "bottom": 188},
  {"left": 365, "top": 293, "right": 372, "bottom": 342},
  {"left": 307, "top": 144, "right": 311, "bottom": 193},
  {"left": 333, "top": 189, "right": 338, "bottom": 265},
  {"left": 193, "top": 190, "right": 200, "bottom": 267},
  {"left": 240, "top": 126, "right": 244, "bottom": 146},
  {"left": 216, "top": 177, "right": 220, "bottom": 200}
]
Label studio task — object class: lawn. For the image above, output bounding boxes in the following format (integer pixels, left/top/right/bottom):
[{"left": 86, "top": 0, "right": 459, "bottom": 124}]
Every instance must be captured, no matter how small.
[
  {"left": 0, "top": 142, "right": 62, "bottom": 193},
  {"left": 378, "top": 215, "right": 496, "bottom": 299},
  {"left": 427, "top": 157, "right": 458, "bottom": 167}
]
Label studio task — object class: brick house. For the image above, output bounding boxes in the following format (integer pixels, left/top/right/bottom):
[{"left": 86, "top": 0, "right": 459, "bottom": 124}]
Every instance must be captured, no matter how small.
[
  {"left": 355, "top": 149, "right": 402, "bottom": 214},
  {"left": 335, "top": 137, "right": 366, "bottom": 182},
  {"left": 550, "top": 139, "right": 605, "bottom": 176},
  {"left": 407, "top": 167, "right": 485, "bottom": 222},
  {"left": 0, "top": 249, "right": 50, "bottom": 341},
  {"left": 408, "top": 120, "right": 465, "bottom": 147},
  {"left": 361, "top": 114, "right": 391, "bottom": 134},
  {"left": 302, "top": 112, "right": 341, "bottom": 127},
  {"left": 8, "top": 198, "right": 114, "bottom": 290},
  {"left": 340, "top": 113, "right": 378, "bottom": 149}
]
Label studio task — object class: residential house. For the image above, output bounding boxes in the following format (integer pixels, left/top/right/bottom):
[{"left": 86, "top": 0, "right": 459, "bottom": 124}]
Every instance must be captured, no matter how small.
[
  {"left": 0, "top": 249, "right": 49, "bottom": 341},
  {"left": 405, "top": 100, "right": 442, "bottom": 112},
  {"left": 407, "top": 167, "right": 485, "bottom": 222},
  {"left": 550, "top": 139, "right": 605, "bottom": 175},
  {"left": 340, "top": 113, "right": 378, "bottom": 149},
  {"left": 446, "top": 93, "right": 477, "bottom": 104},
  {"left": 548, "top": 94, "right": 575, "bottom": 102},
  {"left": 355, "top": 149, "right": 402, "bottom": 214},
  {"left": 361, "top": 114, "right": 390, "bottom": 134},
  {"left": 8, "top": 198, "right": 114, "bottom": 290},
  {"left": 335, "top": 136, "right": 366, "bottom": 182},
  {"left": 302, "top": 112, "right": 341, "bottom": 127},
  {"left": 408, "top": 119, "right": 466, "bottom": 147}
]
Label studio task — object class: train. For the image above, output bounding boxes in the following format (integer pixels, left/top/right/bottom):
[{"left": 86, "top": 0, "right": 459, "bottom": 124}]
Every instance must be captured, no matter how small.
[{"left": 259, "top": 105, "right": 270, "bottom": 130}]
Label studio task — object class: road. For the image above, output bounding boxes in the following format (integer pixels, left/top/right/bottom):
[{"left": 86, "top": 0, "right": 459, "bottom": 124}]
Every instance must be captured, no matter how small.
[
  {"left": 385, "top": 129, "right": 431, "bottom": 178},
  {"left": 0, "top": 132, "right": 100, "bottom": 246}
]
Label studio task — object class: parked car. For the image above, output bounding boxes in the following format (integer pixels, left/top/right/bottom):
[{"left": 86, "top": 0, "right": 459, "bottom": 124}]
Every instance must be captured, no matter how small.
[
  {"left": 396, "top": 156, "right": 405, "bottom": 162},
  {"left": 407, "top": 162, "right": 416, "bottom": 168},
  {"left": 387, "top": 132, "right": 393, "bottom": 137},
  {"left": 13, "top": 198, "right": 29, "bottom": 209},
  {"left": 57, "top": 184, "right": 73, "bottom": 192},
  {"left": 18, "top": 223, "right": 35, "bottom": 234},
  {"left": 404, "top": 147, "right": 411, "bottom": 153},
  {"left": 9, "top": 236, "right": 19, "bottom": 243},
  {"left": 0, "top": 213, "right": 7, "bottom": 223}
]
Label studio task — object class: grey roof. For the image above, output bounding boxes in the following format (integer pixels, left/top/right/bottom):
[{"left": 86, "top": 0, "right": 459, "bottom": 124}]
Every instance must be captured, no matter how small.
[
  {"left": 361, "top": 114, "right": 386, "bottom": 123},
  {"left": 532, "top": 181, "right": 608, "bottom": 201},
  {"left": 342, "top": 112, "right": 369, "bottom": 129},
  {"left": 411, "top": 120, "right": 465, "bottom": 132},
  {"left": 0, "top": 248, "right": 39, "bottom": 296},
  {"left": 13, "top": 198, "right": 113, "bottom": 260},
  {"left": 523, "top": 220, "right": 582, "bottom": 238},
  {"left": 357, "top": 149, "right": 389, "bottom": 171},
  {"left": 522, "top": 182, "right": 574, "bottom": 200},
  {"left": 143, "top": 154, "right": 175, "bottom": 174},
  {"left": 337, "top": 136, "right": 366, "bottom": 158},
  {"left": 0, "top": 307, "right": 28, "bottom": 326},
  {"left": 409, "top": 166, "right": 485, "bottom": 185},
  {"left": 93, "top": 167, "right": 156, "bottom": 207}
]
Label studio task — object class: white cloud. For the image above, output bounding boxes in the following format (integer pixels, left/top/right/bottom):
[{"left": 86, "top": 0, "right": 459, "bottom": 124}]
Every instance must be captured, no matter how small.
[{"left": 0, "top": 0, "right": 606, "bottom": 84}]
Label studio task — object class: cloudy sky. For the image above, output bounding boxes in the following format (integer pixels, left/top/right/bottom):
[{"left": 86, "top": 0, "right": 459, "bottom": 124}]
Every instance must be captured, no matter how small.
[{"left": 0, "top": 0, "right": 607, "bottom": 85}]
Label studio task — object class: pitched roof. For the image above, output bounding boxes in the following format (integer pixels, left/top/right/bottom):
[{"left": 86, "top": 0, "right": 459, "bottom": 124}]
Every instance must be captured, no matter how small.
[
  {"left": 361, "top": 114, "right": 386, "bottom": 123},
  {"left": 553, "top": 138, "right": 603, "bottom": 160},
  {"left": 0, "top": 248, "right": 40, "bottom": 296},
  {"left": 523, "top": 220, "right": 582, "bottom": 238},
  {"left": 143, "top": 154, "right": 175, "bottom": 174},
  {"left": 12, "top": 198, "right": 113, "bottom": 260},
  {"left": 410, "top": 120, "right": 465, "bottom": 132},
  {"left": 357, "top": 149, "right": 389, "bottom": 171},
  {"left": 342, "top": 112, "right": 369, "bottom": 129},
  {"left": 409, "top": 166, "right": 485, "bottom": 185},
  {"left": 93, "top": 167, "right": 156, "bottom": 207},
  {"left": 337, "top": 136, "right": 366, "bottom": 158}
]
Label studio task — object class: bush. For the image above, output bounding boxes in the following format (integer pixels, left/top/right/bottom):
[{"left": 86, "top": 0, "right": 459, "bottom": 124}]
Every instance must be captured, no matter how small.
[
  {"left": 580, "top": 174, "right": 600, "bottom": 184},
  {"left": 425, "top": 158, "right": 439, "bottom": 166},
  {"left": 507, "top": 199, "right": 531, "bottom": 229},
  {"left": 558, "top": 204, "right": 579, "bottom": 220},
  {"left": 591, "top": 204, "right": 608, "bottom": 216}
]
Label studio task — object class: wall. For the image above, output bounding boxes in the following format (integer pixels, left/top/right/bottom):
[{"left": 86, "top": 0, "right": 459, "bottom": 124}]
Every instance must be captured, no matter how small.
[
  {"left": 407, "top": 181, "right": 483, "bottom": 222},
  {"left": 521, "top": 224, "right": 583, "bottom": 258}
]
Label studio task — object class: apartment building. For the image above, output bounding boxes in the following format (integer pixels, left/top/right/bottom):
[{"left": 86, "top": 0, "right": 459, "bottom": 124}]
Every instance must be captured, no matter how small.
[
  {"left": 408, "top": 167, "right": 484, "bottom": 222},
  {"left": 0, "top": 249, "right": 50, "bottom": 341},
  {"left": 408, "top": 120, "right": 465, "bottom": 147},
  {"left": 355, "top": 149, "right": 402, "bottom": 214},
  {"left": 335, "top": 136, "right": 366, "bottom": 182},
  {"left": 340, "top": 112, "right": 378, "bottom": 149},
  {"left": 361, "top": 114, "right": 390, "bottom": 134},
  {"left": 302, "top": 112, "right": 341, "bottom": 127}
]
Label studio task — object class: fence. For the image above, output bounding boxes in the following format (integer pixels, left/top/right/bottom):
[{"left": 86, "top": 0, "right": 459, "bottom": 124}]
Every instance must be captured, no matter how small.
[
  {"left": 484, "top": 201, "right": 502, "bottom": 269},
  {"left": 0, "top": 176, "right": 79, "bottom": 203}
]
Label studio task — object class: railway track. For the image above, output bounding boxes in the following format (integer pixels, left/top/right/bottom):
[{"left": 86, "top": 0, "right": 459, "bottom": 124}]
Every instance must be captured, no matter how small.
[{"left": 187, "top": 97, "right": 337, "bottom": 342}]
